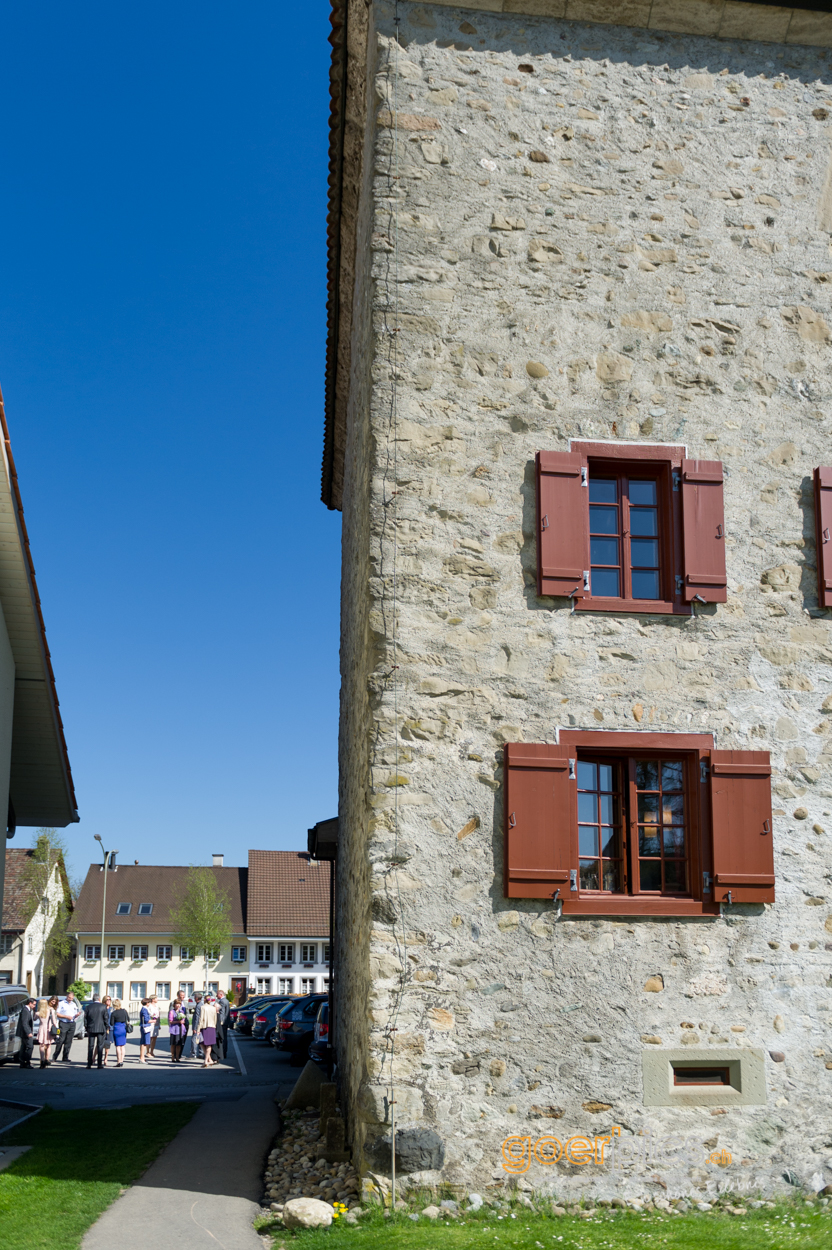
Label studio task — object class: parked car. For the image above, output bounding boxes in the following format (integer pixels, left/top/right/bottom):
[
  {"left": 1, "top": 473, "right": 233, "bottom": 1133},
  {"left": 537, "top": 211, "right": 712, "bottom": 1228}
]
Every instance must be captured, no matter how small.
[
  {"left": 0, "top": 985, "right": 28, "bottom": 1063},
  {"left": 273, "top": 993, "right": 328, "bottom": 1065},
  {"left": 251, "top": 997, "right": 295, "bottom": 1044},
  {"left": 235, "top": 996, "right": 285, "bottom": 1035},
  {"left": 308, "top": 1000, "right": 334, "bottom": 1071}
]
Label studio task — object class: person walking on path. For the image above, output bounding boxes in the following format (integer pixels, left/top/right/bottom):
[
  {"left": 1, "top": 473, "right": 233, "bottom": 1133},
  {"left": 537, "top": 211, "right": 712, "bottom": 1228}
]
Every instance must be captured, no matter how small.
[
  {"left": 101, "top": 995, "right": 114, "bottom": 1065},
  {"left": 147, "top": 994, "right": 161, "bottom": 1057},
  {"left": 84, "top": 994, "right": 109, "bottom": 1069},
  {"left": 215, "top": 990, "right": 230, "bottom": 1062},
  {"left": 54, "top": 989, "right": 82, "bottom": 1063},
  {"left": 109, "top": 998, "right": 130, "bottom": 1066},
  {"left": 16, "top": 996, "right": 37, "bottom": 1068},
  {"left": 139, "top": 999, "right": 152, "bottom": 1063},
  {"left": 168, "top": 998, "right": 187, "bottom": 1062},
  {"left": 36, "top": 996, "right": 59, "bottom": 1067},
  {"left": 199, "top": 995, "right": 219, "bottom": 1067}
]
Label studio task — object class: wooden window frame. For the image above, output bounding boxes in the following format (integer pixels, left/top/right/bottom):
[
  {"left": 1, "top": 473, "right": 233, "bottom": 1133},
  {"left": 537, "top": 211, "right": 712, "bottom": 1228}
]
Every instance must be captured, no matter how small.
[{"left": 564, "top": 732, "right": 710, "bottom": 915}]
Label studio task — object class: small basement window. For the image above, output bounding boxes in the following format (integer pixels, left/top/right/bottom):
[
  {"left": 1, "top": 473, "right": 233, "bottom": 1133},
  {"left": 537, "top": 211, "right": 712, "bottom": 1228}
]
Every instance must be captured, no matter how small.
[{"left": 672, "top": 1065, "right": 731, "bottom": 1086}]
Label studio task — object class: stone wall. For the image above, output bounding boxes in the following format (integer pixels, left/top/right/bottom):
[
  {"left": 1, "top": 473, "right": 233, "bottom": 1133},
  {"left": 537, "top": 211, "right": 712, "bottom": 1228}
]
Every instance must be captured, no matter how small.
[{"left": 336, "top": 0, "right": 832, "bottom": 1199}]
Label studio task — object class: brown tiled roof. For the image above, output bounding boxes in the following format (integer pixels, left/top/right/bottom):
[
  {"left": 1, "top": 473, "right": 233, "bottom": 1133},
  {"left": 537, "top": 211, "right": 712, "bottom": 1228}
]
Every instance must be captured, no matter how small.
[
  {"left": 247, "top": 851, "right": 330, "bottom": 936},
  {"left": 71, "top": 864, "right": 248, "bottom": 934},
  {"left": 2, "top": 847, "right": 35, "bottom": 932}
]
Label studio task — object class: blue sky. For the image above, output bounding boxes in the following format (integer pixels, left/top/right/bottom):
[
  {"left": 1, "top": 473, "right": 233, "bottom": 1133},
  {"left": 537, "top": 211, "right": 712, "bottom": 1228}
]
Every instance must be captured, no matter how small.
[{"left": 0, "top": 3, "right": 340, "bottom": 884}]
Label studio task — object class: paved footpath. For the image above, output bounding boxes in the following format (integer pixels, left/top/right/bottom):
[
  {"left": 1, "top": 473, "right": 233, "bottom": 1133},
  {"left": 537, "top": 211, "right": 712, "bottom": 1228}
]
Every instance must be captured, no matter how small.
[{"left": 83, "top": 1087, "right": 277, "bottom": 1250}]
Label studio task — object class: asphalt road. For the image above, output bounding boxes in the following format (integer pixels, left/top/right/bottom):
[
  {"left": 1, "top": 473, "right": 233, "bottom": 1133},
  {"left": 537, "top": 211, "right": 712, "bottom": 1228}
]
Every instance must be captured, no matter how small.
[{"left": 0, "top": 1029, "right": 299, "bottom": 1111}]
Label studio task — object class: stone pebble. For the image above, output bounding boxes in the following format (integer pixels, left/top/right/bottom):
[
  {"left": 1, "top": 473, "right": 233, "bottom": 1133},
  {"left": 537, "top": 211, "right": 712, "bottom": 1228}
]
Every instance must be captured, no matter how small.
[{"left": 261, "top": 1109, "right": 361, "bottom": 1211}]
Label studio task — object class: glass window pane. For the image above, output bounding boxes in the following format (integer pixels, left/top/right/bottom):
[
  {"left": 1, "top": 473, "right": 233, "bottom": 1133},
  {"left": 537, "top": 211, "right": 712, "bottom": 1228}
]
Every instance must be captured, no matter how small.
[
  {"left": 639, "top": 828, "right": 661, "bottom": 856},
  {"left": 632, "top": 571, "right": 660, "bottom": 600},
  {"left": 579, "top": 827, "right": 599, "bottom": 856},
  {"left": 599, "top": 794, "right": 615, "bottom": 825},
  {"left": 636, "top": 760, "right": 658, "bottom": 790},
  {"left": 630, "top": 538, "right": 659, "bottom": 568},
  {"left": 661, "top": 761, "right": 684, "bottom": 791},
  {"left": 598, "top": 763, "right": 614, "bottom": 792},
  {"left": 589, "top": 506, "right": 619, "bottom": 535},
  {"left": 663, "top": 826, "right": 686, "bottom": 855},
  {"left": 629, "top": 480, "right": 657, "bottom": 506},
  {"left": 578, "top": 793, "right": 598, "bottom": 822},
  {"left": 589, "top": 479, "right": 617, "bottom": 504},
  {"left": 579, "top": 860, "right": 599, "bottom": 890},
  {"left": 591, "top": 537, "right": 619, "bottom": 565},
  {"left": 602, "top": 861, "right": 620, "bottom": 892},
  {"left": 640, "top": 861, "right": 662, "bottom": 892},
  {"left": 591, "top": 568, "right": 620, "bottom": 597},
  {"left": 600, "top": 826, "right": 617, "bottom": 857},
  {"left": 630, "top": 509, "right": 658, "bottom": 537},
  {"left": 638, "top": 795, "right": 660, "bottom": 823},
  {"left": 664, "top": 859, "right": 687, "bottom": 892},
  {"left": 577, "top": 760, "right": 596, "bottom": 790},
  {"left": 662, "top": 795, "right": 685, "bottom": 825}
]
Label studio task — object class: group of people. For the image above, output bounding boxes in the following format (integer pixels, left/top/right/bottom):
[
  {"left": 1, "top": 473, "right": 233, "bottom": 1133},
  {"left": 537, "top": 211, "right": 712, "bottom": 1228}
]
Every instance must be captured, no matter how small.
[{"left": 15, "top": 986, "right": 231, "bottom": 1070}]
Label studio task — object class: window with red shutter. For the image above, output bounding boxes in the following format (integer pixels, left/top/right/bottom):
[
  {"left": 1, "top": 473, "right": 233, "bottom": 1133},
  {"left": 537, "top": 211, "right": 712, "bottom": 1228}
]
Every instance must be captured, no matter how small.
[
  {"left": 536, "top": 442, "right": 725, "bottom": 615},
  {"left": 710, "top": 751, "right": 774, "bottom": 904},
  {"left": 504, "top": 733, "right": 773, "bottom": 916},
  {"left": 504, "top": 743, "right": 573, "bottom": 899},
  {"left": 814, "top": 467, "right": 832, "bottom": 609}
]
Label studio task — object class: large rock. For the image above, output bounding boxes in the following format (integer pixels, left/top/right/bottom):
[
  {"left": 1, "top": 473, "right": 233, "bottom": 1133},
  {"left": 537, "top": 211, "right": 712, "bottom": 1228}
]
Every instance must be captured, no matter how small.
[
  {"left": 367, "top": 1127, "right": 445, "bottom": 1174},
  {"left": 282, "top": 1198, "right": 333, "bottom": 1229},
  {"left": 283, "top": 1060, "right": 325, "bottom": 1110}
]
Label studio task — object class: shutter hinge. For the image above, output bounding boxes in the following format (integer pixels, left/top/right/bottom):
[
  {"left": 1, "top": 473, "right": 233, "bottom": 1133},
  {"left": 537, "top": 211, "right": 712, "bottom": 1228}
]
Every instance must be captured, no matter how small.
[
  {"left": 583, "top": 570, "right": 590, "bottom": 591},
  {"left": 541, "top": 514, "right": 549, "bottom": 531},
  {"left": 568, "top": 758, "right": 576, "bottom": 780},
  {"left": 675, "top": 574, "right": 683, "bottom": 595},
  {"left": 703, "top": 871, "right": 712, "bottom": 895},
  {"left": 673, "top": 471, "right": 681, "bottom": 492},
  {"left": 824, "top": 527, "right": 830, "bottom": 543},
  {"left": 700, "top": 759, "right": 710, "bottom": 782},
  {"left": 716, "top": 523, "right": 724, "bottom": 539},
  {"left": 581, "top": 467, "right": 588, "bottom": 487},
  {"left": 763, "top": 819, "right": 771, "bottom": 834},
  {"left": 570, "top": 868, "right": 578, "bottom": 892}
]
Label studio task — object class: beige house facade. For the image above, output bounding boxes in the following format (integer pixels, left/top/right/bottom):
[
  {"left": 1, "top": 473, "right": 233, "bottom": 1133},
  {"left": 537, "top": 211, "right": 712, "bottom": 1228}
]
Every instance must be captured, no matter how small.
[{"left": 323, "top": 0, "right": 832, "bottom": 1201}]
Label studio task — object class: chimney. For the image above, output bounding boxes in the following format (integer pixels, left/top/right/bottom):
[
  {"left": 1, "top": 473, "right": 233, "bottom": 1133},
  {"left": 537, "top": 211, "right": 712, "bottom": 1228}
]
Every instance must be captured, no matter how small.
[{"left": 212, "top": 853, "right": 224, "bottom": 868}]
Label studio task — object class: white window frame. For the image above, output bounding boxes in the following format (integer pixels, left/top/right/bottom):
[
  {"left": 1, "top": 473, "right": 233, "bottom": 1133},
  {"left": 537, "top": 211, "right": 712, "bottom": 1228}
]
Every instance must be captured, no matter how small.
[
  {"left": 130, "top": 981, "right": 147, "bottom": 1000},
  {"left": 300, "top": 977, "right": 315, "bottom": 995},
  {"left": 131, "top": 945, "right": 148, "bottom": 962},
  {"left": 206, "top": 980, "right": 219, "bottom": 994},
  {"left": 231, "top": 945, "right": 247, "bottom": 962},
  {"left": 301, "top": 943, "right": 316, "bottom": 963},
  {"left": 206, "top": 947, "right": 220, "bottom": 963},
  {"left": 256, "top": 976, "right": 271, "bottom": 995},
  {"left": 179, "top": 981, "right": 194, "bottom": 997},
  {"left": 278, "top": 976, "right": 294, "bottom": 994},
  {"left": 84, "top": 944, "right": 101, "bottom": 961},
  {"left": 256, "top": 943, "right": 272, "bottom": 963},
  {"left": 116, "top": 902, "right": 131, "bottom": 915},
  {"left": 323, "top": 944, "right": 331, "bottom": 963},
  {"left": 322, "top": 979, "right": 330, "bottom": 993},
  {"left": 180, "top": 946, "right": 194, "bottom": 961},
  {"left": 27, "top": 935, "right": 33, "bottom": 954},
  {"left": 279, "top": 944, "right": 294, "bottom": 963},
  {"left": 108, "top": 944, "right": 125, "bottom": 961},
  {"left": 106, "top": 981, "right": 123, "bottom": 1000},
  {"left": 0, "top": 935, "right": 16, "bottom": 955},
  {"left": 137, "top": 903, "right": 153, "bottom": 916},
  {"left": 156, "top": 945, "right": 172, "bottom": 961},
  {"left": 155, "top": 981, "right": 171, "bottom": 999}
]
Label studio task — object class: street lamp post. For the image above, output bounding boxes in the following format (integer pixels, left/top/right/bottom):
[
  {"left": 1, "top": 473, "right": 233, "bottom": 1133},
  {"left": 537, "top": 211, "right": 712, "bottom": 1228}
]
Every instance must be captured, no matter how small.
[{"left": 94, "top": 836, "right": 119, "bottom": 998}]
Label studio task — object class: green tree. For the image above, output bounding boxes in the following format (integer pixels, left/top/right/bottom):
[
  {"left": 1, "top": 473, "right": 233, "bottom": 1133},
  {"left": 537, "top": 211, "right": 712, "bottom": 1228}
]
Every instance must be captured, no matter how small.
[
  {"left": 68, "top": 977, "right": 92, "bottom": 999},
  {"left": 21, "top": 829, "right": 73, "bottom": 996},
  {"left": 170, "top": 866, "right": 232, "bottom": 994}
]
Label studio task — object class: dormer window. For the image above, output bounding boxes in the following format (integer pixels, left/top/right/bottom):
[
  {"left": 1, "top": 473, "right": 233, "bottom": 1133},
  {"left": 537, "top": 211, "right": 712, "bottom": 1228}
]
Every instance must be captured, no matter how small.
[
  {"left": 116, "top": 902, "right": 131, "bottom": 915},
  {"left": 138, "top": 903, "right": 153, "bottom": 915}
]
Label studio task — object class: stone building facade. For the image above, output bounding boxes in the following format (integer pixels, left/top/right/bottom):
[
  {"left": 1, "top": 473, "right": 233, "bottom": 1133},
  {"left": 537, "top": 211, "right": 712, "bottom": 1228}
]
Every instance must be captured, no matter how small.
[{"left": 322, "top": 0, "right": 832, "bottom": 1199}]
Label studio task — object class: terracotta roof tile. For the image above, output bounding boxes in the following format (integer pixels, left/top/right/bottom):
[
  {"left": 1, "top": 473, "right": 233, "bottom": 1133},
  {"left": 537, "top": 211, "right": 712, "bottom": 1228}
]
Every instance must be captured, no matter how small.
[
  {"left": 71, "top": 864, "right": 248, "bottom": 934},
  {"left": 247, "top": 850, "right": 330, "bottom": 936}
]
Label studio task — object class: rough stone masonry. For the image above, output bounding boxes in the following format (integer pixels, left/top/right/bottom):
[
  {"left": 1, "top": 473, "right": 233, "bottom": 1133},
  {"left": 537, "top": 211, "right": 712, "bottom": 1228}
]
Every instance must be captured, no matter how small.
[{"left": 327, "top": 0, "right": 832, "bottom": 1201}]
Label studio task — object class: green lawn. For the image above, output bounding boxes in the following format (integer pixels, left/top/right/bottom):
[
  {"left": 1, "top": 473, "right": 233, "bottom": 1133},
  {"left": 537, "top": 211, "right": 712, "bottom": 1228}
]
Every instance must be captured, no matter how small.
[
  {"left": 0, "top": 1102, "right": 198, "bottom": 1250},
  {"left": 260, "top": 1201, "right": 832, "bottom": 1250}
]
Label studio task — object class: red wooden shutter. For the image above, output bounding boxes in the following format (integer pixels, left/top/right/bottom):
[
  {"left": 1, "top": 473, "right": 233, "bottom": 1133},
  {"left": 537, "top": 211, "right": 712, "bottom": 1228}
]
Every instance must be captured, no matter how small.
[
  {"left": 710, "top": 751, "right": 774, "bottom": 903},
  {"left": 536, "top": 451, "right": 589, "bottom": 598},
  {"left": 680, "top": 459, "right": 727, "bottom": 603},
  {"left": 814, "top": 467, "right": 832, "bottom": 608},
  {"left": 504, "top": 742, "right": 574, "bottom": 900}
]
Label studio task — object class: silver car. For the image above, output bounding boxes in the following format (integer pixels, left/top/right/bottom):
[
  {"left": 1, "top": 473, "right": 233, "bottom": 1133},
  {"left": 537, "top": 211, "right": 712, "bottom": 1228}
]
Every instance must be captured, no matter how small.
[{"left": 0, "top": 985, "right": 28, "bottom": 1062}]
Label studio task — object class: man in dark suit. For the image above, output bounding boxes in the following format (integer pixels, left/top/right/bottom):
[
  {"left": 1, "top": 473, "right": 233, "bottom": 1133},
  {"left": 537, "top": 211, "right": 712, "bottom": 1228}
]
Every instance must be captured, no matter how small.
[
  {"left": 84, "top": 994, "right": 109, "bottom": 1069},
  {"left": 16, "top": 997, "right": 37, "bottom": 1068}
]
